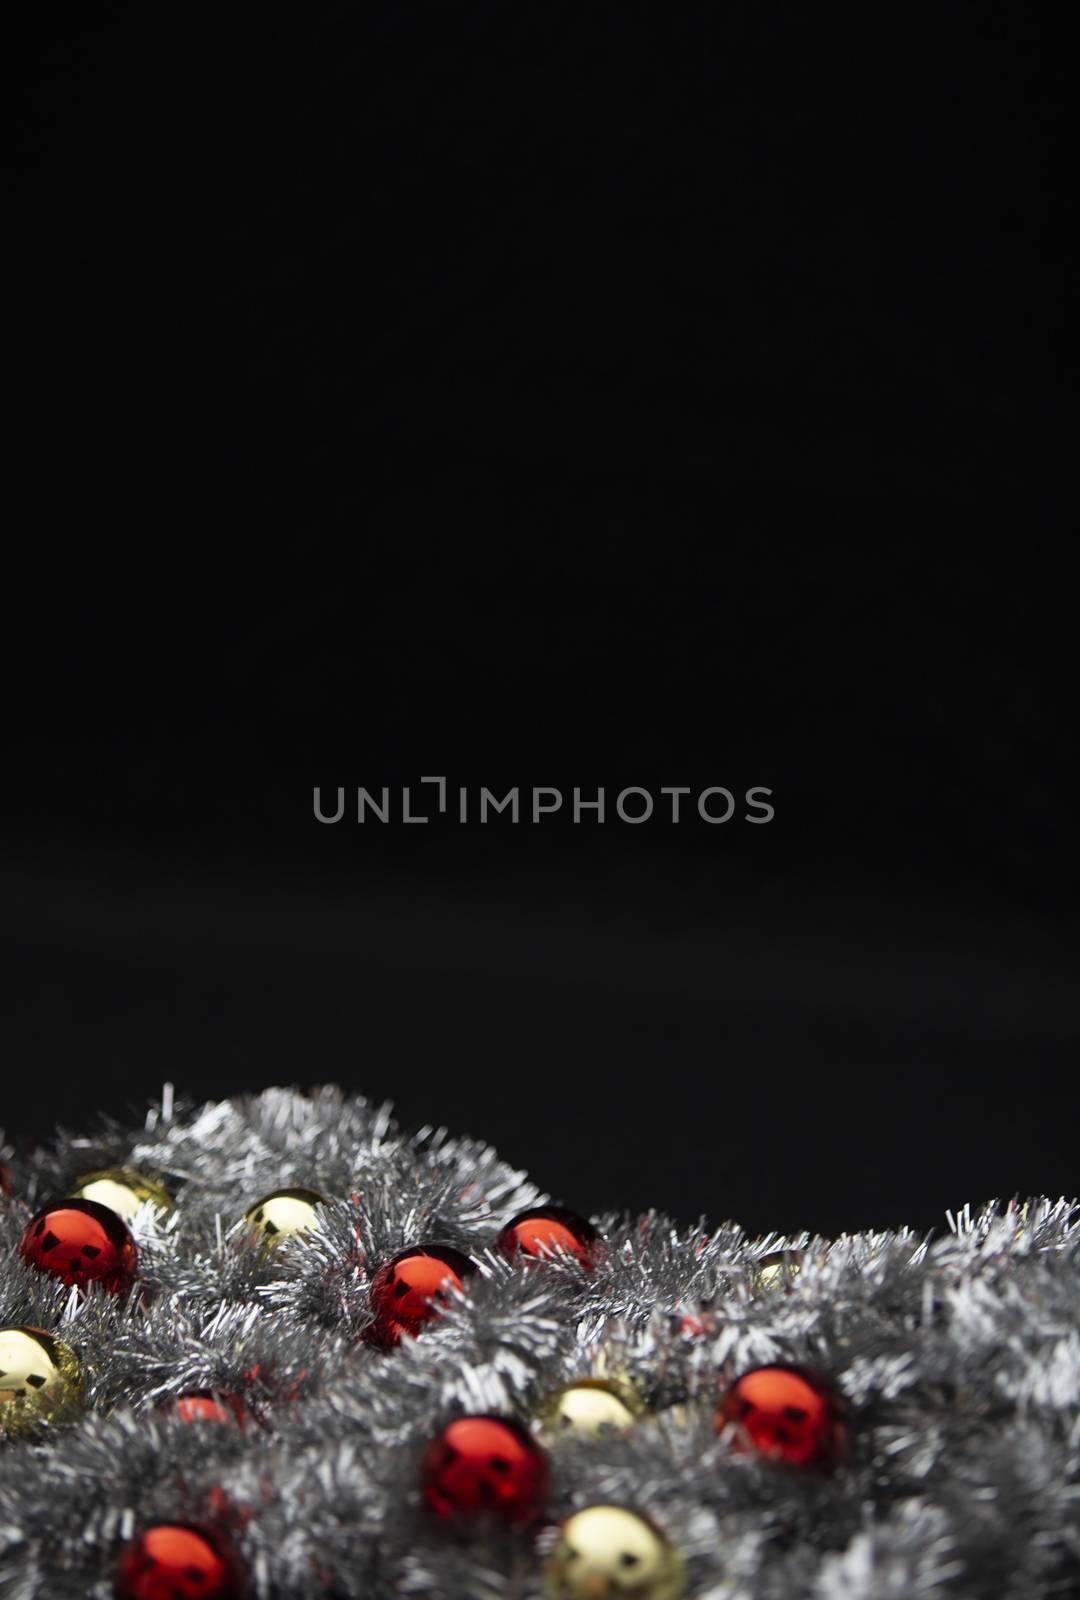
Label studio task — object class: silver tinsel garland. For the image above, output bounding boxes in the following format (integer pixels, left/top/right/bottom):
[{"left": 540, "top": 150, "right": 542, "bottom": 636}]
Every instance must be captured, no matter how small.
[{"left": 0, "top": 1086, "right": 1077, "bottom": 1598}]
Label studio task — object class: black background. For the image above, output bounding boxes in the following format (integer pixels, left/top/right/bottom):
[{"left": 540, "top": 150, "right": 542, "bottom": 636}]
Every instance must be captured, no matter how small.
[{"left": 5, "top": 5, "right": 1071, "bottom": 1236}]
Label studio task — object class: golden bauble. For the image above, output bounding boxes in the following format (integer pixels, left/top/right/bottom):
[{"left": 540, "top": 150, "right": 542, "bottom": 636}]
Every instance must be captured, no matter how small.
[
  {"left": 244, "top": 1186, "right": 326, "bottom": 1243},
  {"left": 70, "top": 1167, "right": 173, "bottom": 1221},
  {"left": 538, "top": 1378, "right": 644, "bottom": 1439},
  {"left": 753, "top": 1249, "right": 803, "bottom": 1290},
  {"left": 545, "top": 1505, "right": 687, "bottom": 1600},
  {"left": 0, "top": 1326, "right": 82, "bottom": 1435}
]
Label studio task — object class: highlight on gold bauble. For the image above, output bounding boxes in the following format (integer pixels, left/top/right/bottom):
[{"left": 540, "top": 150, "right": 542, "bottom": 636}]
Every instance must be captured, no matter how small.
[
  {"left": 544, "top": 1505, "right": 687, "bottom": 1600},
  {"left": 243, "top": 1187, "right": 327, "bottom": 1244},
  {"left": 535, "top": 1377, "right": 644, "bottom": 1439},
  {"left": 752, "top": 1249, "right": 803, "bottom": 1291},
  {"left": 70, "top": 1167, "right": 173, "bottom": 1222},
  {"left": 0, "top": 1325, "right": 82, "bottom": 1435}
]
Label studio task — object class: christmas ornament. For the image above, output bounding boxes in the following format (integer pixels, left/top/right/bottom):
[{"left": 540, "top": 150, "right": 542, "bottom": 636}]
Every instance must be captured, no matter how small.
[
  {"left": 421, "top": 1413, "right": 550, "bottom": 1523},
  {"left": 368, "top": 1243, "right": 476, "bottom": 1346},
  {"left": 717, "top": 1364, "right": 844, "bottom": 1467},
  {"left": 244, "top": 1186, "right": 326, "bottom": 1244},
  {"left": 753, "top": 1250, "right": 802, "bottom": 1290},
  {"left": 172, "top": 1390, "right": 248, "bottom": 1426},
  {"left": 0, "top": 1325, "right": 81, "bottom": 1434},
  {"left": 496, "top": 1206, "right": 599, "bottom": 1267},
  {"left": 114, "top": 1522, "right": 245, "bottom": 1600},
  {"left": 536, "top": 1377, "right": 644, "bottom": 1438},
  {"left": 677, "top": 1307, "right": 717, "bottom": 1337},
  {"left": 70, "top": 1166, "right": 172, "bottom": 1221},
  {"left": 19, "top": 1197, "right": 137, "bottom": 1293},
  {"left": 544, "top": 1505, "right": 687, "bottom": 1600}
]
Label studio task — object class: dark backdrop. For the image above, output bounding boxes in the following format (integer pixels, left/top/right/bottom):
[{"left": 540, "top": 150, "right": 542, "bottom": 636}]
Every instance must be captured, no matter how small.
[{"left": 5, "top": 5, "right": 1070, "bottom": 1237}]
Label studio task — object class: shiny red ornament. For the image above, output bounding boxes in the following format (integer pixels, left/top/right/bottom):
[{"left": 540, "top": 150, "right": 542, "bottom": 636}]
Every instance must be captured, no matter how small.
[
  {"left": 718, "top": 1365, "right": 844, "bottom": 1467},
  {"left": 114, "top": 1522, "right": 244, "bottom": 1600},
  {"left": 421, "top": 1414, "right": 550, "bottom": 1523},
  {"left": 172, "top": 1390, "right": 248, "bottom": 1426},
  {"left": 495, "top": 1206, "right": 599, "bottom": 1267},
  {"left": 368, "top": 1244, "right": 476, "bottom": 1346},
  {"left": 19, "top": 1198, "right": 137, "bottom": 1294}
]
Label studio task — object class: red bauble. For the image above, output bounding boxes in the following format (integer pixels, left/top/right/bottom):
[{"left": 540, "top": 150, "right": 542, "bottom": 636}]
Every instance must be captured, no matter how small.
[
  {"left": 172, "top": 1391, "right": 248, "bottom": 1426},
  {"left": 421, "top": 1414, "right": 550, "bottom": 1524},
  {"left": 495, "top": 1206, "right": 599, "bottom": 1267},
  {"left": 19, "top": 1198, "right": 137, "bottom": 1294},
  {"left": 679, "top": 1307, "right": 717, "bottom": 1337},
  {"left": 114, "top": 1523, "right": 244, "bottom": 1600},
  {"left": 368, "top": 1244, "right": 476, "bottom": 1346},
  {"left": 718, "top": 1365, "right": 844, "bottom": 1467}
]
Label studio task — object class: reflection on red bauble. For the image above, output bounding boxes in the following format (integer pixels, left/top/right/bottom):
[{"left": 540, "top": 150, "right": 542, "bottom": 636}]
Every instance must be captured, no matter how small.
[
  {"left": 717, "top": 1365, "right": 844, "bottom": 1467},
  {"left": 173, "top": 1391, "right": 248, "bottom": 1426},
  {"left": 19, "top": 1199, "right": 137, "bottom": 1293},
  {"left": 495, "top": 1206, "right": 599, "bottom": 1267},
  {"left": 114, "top": 1522, "right": 244, "bottom": 1600},
  {"left": 421, "top": 1414, "right": 550, "bottom": 1523},
  {"left": 368, "top": 1245, "right": 476, "bottom": 1346}
]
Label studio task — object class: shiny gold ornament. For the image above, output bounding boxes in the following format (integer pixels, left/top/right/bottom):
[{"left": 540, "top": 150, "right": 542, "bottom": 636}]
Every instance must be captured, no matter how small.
[
  {"left": 753, "top": 1249, "right": 803, "bottom": 1290},
  {"left": 537, "top": 1378, "right": 645, "bottom": 1439},
  {"left": 244, "top": 1186, "right": 326, "bottom": 1243},
  {"left": 0, "top": 1326, "right": 82, "bottom": 1435},
  {"left": 70, "top": 1167, "right": 173, "bottom": 1221},
  {"left": 545, "top": 1505, "right": 687, "bottom": 1600},
  {"left": 68, "top": 1164, "right": 172, "bottom": 1222}
]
